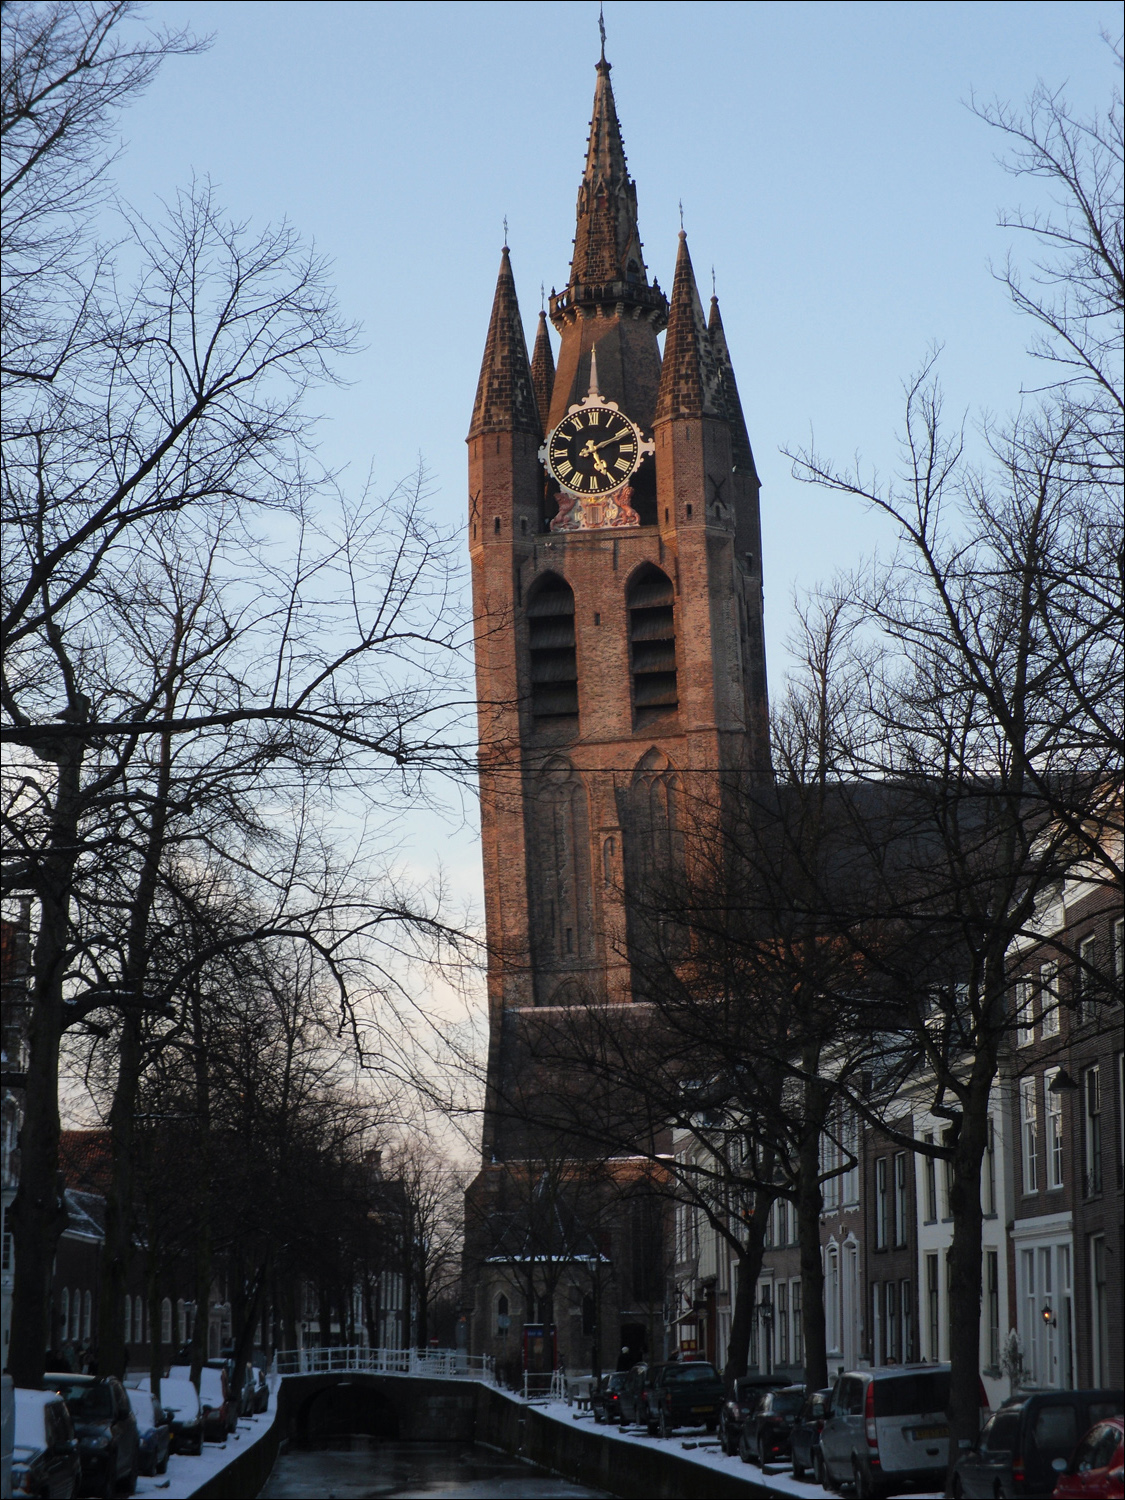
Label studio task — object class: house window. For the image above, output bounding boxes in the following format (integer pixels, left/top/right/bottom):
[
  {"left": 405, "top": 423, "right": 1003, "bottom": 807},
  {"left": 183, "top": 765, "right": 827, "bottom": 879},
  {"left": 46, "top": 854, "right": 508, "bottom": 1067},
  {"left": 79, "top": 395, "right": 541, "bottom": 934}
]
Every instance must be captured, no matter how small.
[
  {"left": 1046, "top": 1070, "right": 1065, "bottom": 1190},
  {"left": 885, "top": 1281, "right": 898, "bottom": 1364},
  {"left": 1114, "top": 918, "right": 1124, "bottom": 985},
  {"left": 894, "top": 1153, "right": 909, "bottom": 1245},
  {"left": 986, "top": 1250, "right": 1000, "bottom": 1370},
  {"left": 1075, "top": 935, "right": 1096, "bottom": 1022},
  {"left": 1015, "top": 977, "right": 1035, "bottom": 1046},
  {"left": 177, "top": 1299, "right": 186, "bottom": 1345},
  {"left": 1039, "top": 962, "right": 1060, "bottom": 1037},
  {"left": 1090, "top": 1235, "right": 1108, "bottom": 1385},
  {"left": 875, "top": 1158, "right": 889, "bottom": 1250},
  {"left": 124, "top": 1295, "right": 131, "bottom": 1344},
  {"left": 791, "top": 1280, "right": 802, "bottom": 1365},
  {"left": 60, "top": 1288, "right": 70, "bottom": 1345},
  {"left": 71, "top": 1288, "right": 80, "bottom": 1342},
  {"left": 627, "top": 564, "right": 677, "bottom": 717},
  {"left": 825, "top": 1246, "right": 841, "bottom": 1354},
  {"left": 526, "top": 573, "right": 578, "bottom": 719},
  {"left": 777, "top": 1281, "right": 789, "bottom": 1365},
  {"left": 83, "top": 1290, "right": 92, "bottom": 1342},
  {"left": 901, "top": 1279, "right": 913, "bottom": 1362},
  {"left": 135, "top": 1296, "right": 144, "bottom": 1346},
  {"left": 922, "top": 1134, "right": 938, "bottom": 1223},
  {"left": 925, "top": 1254, "right": 940, "bottom": 1361},
  {"left": 161, "top": 1298, "right": 173, "bottom": 1344},
  {"left": 983, "top": 1116, "right": 997, "bottom": 1216},
  {"left": 1021, "top": 1076, "right": 1039, "bottom": 1194},
  {"left": 872, "top": 1281, "right": 883, "bottom": 1366},
  {"left": 841, "top": 1110, "right": 860, "bottom": 1205},
  {"left": 1084, "top": 1065, "right": 1102, "bottom": 1195}
]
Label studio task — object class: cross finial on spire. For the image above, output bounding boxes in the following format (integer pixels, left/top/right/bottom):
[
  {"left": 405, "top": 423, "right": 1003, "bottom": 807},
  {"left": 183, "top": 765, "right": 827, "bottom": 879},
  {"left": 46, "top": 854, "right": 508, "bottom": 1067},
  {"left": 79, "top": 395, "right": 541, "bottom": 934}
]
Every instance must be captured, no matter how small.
[
  {"left": 678, "top": 199, "right": 685, "bottom": 231},
  {"left": 711, "top": 265, "right": 716, "bottom": 297},
  {"left": 503, "top": 215, "right": 509, "bottom": 248},
  {"left": 598, "top": 2, "right": 606, "bottom": 62},
  {"left": 541, "top": 282, "right": 546, "bottom": 312}
]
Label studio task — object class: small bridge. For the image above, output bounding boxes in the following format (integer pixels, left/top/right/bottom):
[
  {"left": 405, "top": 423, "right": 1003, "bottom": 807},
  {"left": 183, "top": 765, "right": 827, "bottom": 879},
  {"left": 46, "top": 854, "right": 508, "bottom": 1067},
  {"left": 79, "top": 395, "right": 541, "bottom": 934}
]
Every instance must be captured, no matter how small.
[{"left": 273, "top": 1346, "right": 493, "bottom": 1446}]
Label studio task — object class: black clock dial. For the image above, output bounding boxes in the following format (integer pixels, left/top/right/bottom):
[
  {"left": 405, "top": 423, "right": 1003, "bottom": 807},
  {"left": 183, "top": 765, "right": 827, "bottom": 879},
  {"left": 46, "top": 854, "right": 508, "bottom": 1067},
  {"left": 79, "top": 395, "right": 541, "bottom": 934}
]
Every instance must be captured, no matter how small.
[{"left": 546, "top": 406, "right": 640, "bottom": 495}]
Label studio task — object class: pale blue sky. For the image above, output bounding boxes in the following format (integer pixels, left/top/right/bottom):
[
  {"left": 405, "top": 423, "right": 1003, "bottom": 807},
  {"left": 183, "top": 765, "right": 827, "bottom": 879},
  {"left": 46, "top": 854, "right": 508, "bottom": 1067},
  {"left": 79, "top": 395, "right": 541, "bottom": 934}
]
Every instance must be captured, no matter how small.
[{"left": 108, "top": 0, "right": 1116, "bottom": 900}]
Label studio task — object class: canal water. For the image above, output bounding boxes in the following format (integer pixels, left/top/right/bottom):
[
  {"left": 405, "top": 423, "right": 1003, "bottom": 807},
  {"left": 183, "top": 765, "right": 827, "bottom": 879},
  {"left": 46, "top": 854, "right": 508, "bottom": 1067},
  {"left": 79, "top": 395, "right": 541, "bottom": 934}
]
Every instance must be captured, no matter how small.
[{"left": 259, "top": 1437, "right": 611, "bottom": 1498}]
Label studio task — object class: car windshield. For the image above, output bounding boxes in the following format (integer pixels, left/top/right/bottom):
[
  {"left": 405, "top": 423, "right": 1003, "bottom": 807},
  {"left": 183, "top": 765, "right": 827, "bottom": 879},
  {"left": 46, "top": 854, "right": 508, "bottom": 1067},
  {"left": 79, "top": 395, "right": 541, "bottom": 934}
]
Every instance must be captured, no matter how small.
[
  {"left": 772, "top": 1390, "right": 805, "bottom": 1416},
  {"left": 59, "top": 1384, "right": 115, "bottom": 1421},
  {"left": 664, "top": 1364, "right": 718, "bottom": 1382},
  {"left": 608, "top": 1375, "right": 626, "bottom": 1391},
  {"left": 1031, "top": 1404, "right": 1078, "bottom": 1456},
  {"left": 873, "top": 1372, "right": 951, "bottom": 1418},
  {"left": 159, "top": 1381, "right": 199, "bottom": 1418},
  {"left": 984, "top": 1412, "right": 1020, "bottom": 1452},
  {"left": 129, "top": 1392, "right": 156, "bottom": 1427},
  {"left": 14, "top": 1399, "right": 48, "bottom": 1452}
]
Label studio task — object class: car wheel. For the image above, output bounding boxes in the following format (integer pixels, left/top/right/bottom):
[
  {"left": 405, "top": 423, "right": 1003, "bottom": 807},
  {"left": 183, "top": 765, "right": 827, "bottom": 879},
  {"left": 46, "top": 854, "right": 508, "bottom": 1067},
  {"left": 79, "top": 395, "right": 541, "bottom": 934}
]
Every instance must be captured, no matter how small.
[
  {"left": 101, "top": 1456, "right": 117, "bottom": 1498},
  {"left": 658, "top": 1408, "right": 671, "bottom": 1441},
  {"left": 646, "top": 1411, "right": 657, "bottom": 1437},
  {"left": 739, "top": 1428, "right": 754, "bottom": 1465},
  {"left": 759, "top": 1436, "right": 771, "bottom": 1467},
  {"left": 124, "top": 1453, "right": 139, "bottom": 1496},
  {"left": 815, "top": 1448, "right": 834, "bottom": 1492},
  {"left": 157, "top": 1447, "right": 169, "bottom": 1474},
  {"left": 793, "top": 1451, "right": 807, "bottom": 1479},
  {"left": 952, "top": 1481, "right": 964, "bottom": 1500},
  {"left": 853, "top": 1456, "right": 881, "bottom": 1499}
]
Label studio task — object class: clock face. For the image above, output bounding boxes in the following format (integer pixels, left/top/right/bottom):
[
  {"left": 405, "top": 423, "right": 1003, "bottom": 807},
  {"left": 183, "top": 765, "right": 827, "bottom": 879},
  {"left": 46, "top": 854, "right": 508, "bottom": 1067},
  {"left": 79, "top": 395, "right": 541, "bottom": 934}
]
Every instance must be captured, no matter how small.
[{"left": 546, "top": 406, "right": 641, "bottom": 495}]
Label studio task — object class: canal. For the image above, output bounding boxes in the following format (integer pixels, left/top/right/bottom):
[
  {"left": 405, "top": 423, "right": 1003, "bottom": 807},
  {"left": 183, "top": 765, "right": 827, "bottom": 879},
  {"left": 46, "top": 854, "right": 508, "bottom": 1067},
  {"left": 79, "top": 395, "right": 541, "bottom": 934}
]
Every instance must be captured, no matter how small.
[{"left": 259, "top": 1436, "right": 612, "bottom": 1498}]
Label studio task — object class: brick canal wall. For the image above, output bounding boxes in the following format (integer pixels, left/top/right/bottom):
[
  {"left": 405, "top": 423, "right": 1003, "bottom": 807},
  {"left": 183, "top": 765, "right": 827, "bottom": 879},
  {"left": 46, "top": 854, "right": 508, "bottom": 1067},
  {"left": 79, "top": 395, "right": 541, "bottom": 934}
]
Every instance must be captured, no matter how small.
[{"left": 193, "top": 1374, "right": 777, "bottom": 1498}]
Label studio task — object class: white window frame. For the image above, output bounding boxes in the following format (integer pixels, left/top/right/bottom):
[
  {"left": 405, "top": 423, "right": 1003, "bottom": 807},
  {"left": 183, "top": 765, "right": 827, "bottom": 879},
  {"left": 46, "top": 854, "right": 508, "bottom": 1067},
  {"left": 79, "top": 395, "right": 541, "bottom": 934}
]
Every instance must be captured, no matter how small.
[
  {"left": 894, "top": 1151, "right": 909, "bottom": 1244},
  {"left": 1039, "top": 962, "right": 1060, "bottom": 1038},
  {"left": 1015, "top": 977, "right": 1035, "bottom": 1047},
  {"left": 1020, "top": 1076, "right": 1039, "bottom": 1194},
  {"left": 1045, "top": 1069, "right": 1065, "bottom": 1190},
  {"left": 1083, "top": 1064, "right": 1101, "bottom": 1195},
  {"left": 875, "top": 1156, "right": 888, "bottom": 1249}
]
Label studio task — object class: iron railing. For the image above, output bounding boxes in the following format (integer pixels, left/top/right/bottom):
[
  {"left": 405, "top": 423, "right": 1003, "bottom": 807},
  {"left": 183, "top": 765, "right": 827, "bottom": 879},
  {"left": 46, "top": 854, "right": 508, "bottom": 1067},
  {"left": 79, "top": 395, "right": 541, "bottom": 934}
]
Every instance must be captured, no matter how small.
[{"left": 274, "top": 1345, "right": 494, "bottom": 1381}]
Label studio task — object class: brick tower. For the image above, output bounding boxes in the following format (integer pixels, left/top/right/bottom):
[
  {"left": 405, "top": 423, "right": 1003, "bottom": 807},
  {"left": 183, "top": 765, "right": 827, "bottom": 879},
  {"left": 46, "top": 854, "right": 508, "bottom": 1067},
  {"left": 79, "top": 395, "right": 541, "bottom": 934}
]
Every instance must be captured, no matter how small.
[{"left": 465, "top": 47, "right": 769, "bottom": 1372}]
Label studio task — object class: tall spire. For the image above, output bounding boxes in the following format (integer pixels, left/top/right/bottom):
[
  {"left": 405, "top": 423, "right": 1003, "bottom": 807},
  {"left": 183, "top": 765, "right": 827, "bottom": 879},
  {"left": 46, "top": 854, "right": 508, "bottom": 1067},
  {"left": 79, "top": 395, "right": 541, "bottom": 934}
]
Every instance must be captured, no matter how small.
[
  {"left": 469, "top": 247, "right": 540, "bottom": 439},
  {"left": 708, "top": 295, "right": 758, "bottom": 477},
  {"left": 530, "top": 311, "right": 555, "bottom": 436},
  {"left": 655, "top": 232, "right": 722, "bottom": 422},
  {"left": 550, "top": 52, "right": 667, "bottom": 331}
]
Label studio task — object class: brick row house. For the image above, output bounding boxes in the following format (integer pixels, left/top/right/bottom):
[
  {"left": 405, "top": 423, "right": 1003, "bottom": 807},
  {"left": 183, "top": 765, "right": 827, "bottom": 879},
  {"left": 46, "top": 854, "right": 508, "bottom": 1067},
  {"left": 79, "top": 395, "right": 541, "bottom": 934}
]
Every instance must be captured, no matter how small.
[{"left": 669, "top": 863, "right": 1123, "bottom": 1396}]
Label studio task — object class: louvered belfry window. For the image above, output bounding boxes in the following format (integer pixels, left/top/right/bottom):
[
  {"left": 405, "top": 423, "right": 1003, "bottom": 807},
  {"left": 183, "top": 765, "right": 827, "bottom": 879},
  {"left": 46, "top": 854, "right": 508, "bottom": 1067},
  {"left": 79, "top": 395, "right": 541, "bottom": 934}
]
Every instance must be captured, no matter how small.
[
  {"left": 628, "top": 565, "right": 677, "bottom": 714},
  {"left": 527, "top": 573, "right": 578, "bottom": 718}
]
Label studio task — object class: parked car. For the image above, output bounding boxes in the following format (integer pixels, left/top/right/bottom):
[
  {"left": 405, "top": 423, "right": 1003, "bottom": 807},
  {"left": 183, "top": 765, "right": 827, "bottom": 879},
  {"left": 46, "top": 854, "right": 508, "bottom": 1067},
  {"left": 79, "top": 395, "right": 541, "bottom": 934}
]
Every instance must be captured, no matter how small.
[
  {"left": 617, "top": 1363, "right": 650, "bottom": 1426},
  {"left": 11, "top": 1389, "right": 81, "bottom": 1500},
  {"left": 719, "top": 1376, "right": 788, "bottom": 1457},
  {"left": 953, "top": 1391, "right": 1124, "bottom": 1499},
  {"left": 820, "top": 1364, "right": 986, "bottom": 1499},
  {"left": 592, "top": 1372, "right": 627, "bottom": 1425},
  {"left": 644, "top": 1361, "right": 725, "bottom": 1440},
  {"left": 738, "top": 1383, "right": 806, "bottom": 1466},
  {"left": 156, "top": 1377, "right": 202, "bottom": 1456},
  {"left": 125, "top": 1388, "right": 170, "bottom": 1478},
  {"left": 1051, "top": 1417, "right": 1125, "bottom": 1500},
  {"left": 42, "top": 1374, "right": 138, "bottom": 1499},
  {"left": 791, "top": 1386, "right": 833, "bottom": 1479},
  {"left": 250, "top": 1363, "right": 270, "bottom": 1415},
  {"left": 168, "top": 1364, "right": 234, "bottom": 1442}
]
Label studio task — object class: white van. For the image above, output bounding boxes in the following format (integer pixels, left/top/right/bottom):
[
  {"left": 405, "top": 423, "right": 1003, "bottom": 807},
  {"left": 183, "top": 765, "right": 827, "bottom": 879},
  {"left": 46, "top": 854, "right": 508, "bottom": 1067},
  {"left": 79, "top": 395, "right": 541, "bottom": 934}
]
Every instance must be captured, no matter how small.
[{"left": 818, "top": 1365, "right": 984, "bottom": 1497}]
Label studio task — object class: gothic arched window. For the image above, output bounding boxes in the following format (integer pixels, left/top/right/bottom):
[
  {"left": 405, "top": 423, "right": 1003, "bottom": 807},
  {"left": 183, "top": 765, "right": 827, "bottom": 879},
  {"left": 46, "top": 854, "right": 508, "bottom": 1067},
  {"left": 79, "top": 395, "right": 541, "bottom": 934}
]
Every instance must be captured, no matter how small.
[
  {"left": 627, "top": 565, "right": 677, "bottom": 719},
  {"left": 527, "top": 572, "right": 578, "bottom": 720},
  {"left": 527, "top": 757, "right": 594, "bottom": 995},
  {"left": 620, "top": 748, "right": 684, "bottom": 987}
]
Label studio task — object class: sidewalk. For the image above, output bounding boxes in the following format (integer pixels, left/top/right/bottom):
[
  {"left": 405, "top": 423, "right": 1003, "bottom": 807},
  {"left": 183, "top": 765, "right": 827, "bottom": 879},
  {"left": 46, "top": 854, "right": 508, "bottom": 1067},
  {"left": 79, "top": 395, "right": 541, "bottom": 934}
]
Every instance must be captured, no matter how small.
[{"left": 132, "top": 1383, "right": 279, "bottom": 1500}]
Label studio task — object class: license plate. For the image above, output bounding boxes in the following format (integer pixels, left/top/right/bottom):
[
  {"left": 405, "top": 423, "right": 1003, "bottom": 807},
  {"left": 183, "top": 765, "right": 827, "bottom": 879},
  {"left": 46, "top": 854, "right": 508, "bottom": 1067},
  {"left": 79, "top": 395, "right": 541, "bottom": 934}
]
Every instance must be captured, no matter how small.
[
  {"left": 913, "top": 1425, "right": 949, "bottom": 1440},
  {"left": 692, "top": 1405, "right": 716, "bottom": 1414}
]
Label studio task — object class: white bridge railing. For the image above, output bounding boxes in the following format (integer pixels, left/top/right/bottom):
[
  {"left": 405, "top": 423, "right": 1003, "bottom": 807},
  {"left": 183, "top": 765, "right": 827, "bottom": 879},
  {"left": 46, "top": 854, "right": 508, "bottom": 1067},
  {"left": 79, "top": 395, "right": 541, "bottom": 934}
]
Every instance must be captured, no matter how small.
[{"left": 274, "top": 1345, "right": 494, "bottom": 1381}]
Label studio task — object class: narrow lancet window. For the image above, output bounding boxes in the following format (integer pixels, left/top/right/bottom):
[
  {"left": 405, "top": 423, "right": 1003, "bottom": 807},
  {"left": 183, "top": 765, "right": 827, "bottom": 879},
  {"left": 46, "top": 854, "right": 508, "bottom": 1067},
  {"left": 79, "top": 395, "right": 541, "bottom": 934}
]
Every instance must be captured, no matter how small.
[
  {"left": 627, "top": 564, "right": 677, "bottom": 716},
  {"left": 527, "top": 573, "right": 578, "bottom": 719}
]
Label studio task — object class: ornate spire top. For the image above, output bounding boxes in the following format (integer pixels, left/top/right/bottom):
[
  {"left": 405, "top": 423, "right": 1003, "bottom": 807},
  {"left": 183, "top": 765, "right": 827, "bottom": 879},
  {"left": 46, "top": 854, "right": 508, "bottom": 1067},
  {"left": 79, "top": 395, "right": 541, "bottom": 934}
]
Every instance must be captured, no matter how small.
[
  {"left": 469, "top": 247, "right": 540, "bottom": 439},
  {"left": 550, "top": 49, "right": 667, "bottom": 332},
  {"left": 709, "top": 295, "right": 758, "bottom": 477},
  {"left": 655, "top": 232, "right": 722, "bottom": 423},
  {"left": 530, "top": 309, "right": 556, "bottom": 435}
]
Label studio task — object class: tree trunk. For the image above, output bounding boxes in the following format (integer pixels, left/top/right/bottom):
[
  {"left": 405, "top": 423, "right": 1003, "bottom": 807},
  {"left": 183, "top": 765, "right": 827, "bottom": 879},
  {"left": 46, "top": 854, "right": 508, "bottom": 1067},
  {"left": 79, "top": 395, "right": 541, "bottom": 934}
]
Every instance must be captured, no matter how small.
[
  {"left": 7, "top": 737, "right": 84, "bottom": 1386},
  {"left": 723, "top": 1246, "right": 760, "bottom": 1385},
  {"left": 797, "top": 1087, "right": 829, "bottom": 1391},
  {"left": 98, "top": 1014, "right": 142, "bottom": 1378},
  {"left": 148, "top": 1258, "right": 163, "bottom": 1395}
]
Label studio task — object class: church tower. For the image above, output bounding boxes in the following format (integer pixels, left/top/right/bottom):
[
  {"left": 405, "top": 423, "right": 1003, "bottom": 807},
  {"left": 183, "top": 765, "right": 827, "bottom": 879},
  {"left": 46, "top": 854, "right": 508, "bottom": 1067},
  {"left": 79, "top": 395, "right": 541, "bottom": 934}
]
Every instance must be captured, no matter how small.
[
  {"left": 469, "top": 43, "right": 769, "bottom": 1042},
  {"left": 465, "top": 43, "right": 770, "bottom": 1373}
]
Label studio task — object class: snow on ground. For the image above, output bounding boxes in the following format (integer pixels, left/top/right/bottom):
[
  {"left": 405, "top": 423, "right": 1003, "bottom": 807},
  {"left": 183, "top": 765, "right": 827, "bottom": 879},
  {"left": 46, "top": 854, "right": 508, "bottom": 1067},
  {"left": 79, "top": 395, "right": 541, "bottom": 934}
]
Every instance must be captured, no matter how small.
[
  {"left": 533, "top": 1400, "right": 942, "bottom": 1500},
  {"left": 133, "top": 1381, "right": 278, "bottom": 1500}
]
